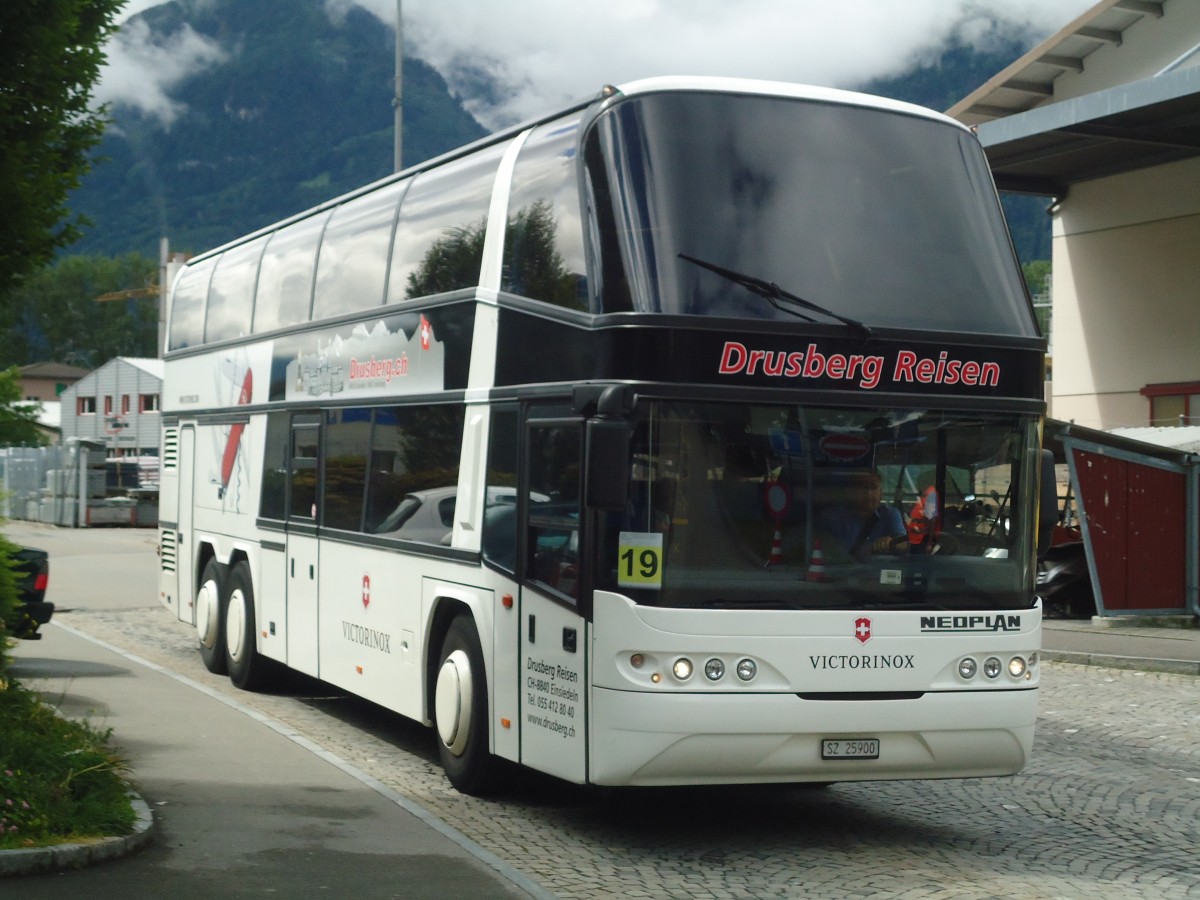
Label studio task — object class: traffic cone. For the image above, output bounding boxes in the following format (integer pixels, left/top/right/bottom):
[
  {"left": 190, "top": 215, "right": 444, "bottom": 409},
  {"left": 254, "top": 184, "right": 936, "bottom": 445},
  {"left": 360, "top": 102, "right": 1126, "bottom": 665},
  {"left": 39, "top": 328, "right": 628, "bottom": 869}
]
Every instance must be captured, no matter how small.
[
  {"left": 767, "top": 524, "right": 783, "bottom": 566},
  {"left": 807, "top": 538, "right": 827, "bottom": 582}
]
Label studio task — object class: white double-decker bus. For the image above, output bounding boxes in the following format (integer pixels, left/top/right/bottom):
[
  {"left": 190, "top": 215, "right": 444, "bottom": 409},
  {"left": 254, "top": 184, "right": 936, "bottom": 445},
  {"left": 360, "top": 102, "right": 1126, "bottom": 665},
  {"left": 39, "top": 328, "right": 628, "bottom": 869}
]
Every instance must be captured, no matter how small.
[{"left": 158, "top": 77, "right": 1053, "bottom": 794}]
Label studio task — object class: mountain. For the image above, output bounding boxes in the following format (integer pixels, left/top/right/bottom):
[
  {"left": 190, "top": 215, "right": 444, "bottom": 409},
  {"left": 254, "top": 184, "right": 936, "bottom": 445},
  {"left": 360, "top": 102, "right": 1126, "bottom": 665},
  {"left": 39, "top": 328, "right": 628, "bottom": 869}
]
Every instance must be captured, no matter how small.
[
  {"left": 68, "top": 0, "right": 486, "bottom": 259},
  {"left": 67, "top": 3, "right": 1050, "bottom": 264},
  {"left": 860, "top": 34, "right": 1052, "bottom": 263}
]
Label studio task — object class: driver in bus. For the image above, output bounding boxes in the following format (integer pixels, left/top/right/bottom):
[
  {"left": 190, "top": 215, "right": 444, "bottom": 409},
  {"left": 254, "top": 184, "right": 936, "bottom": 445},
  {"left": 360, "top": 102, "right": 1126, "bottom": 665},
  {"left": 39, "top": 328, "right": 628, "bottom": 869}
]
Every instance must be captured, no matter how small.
[{"left": 818, "top": 469, "right": 906, "bottom": 561}]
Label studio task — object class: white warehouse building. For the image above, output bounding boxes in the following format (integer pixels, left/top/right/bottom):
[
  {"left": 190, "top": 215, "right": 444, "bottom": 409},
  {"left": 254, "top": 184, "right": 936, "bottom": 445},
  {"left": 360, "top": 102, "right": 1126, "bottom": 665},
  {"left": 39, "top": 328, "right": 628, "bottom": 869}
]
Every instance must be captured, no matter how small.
[{"left": 59, "top": 357, "right": 164, "bottom": 457}]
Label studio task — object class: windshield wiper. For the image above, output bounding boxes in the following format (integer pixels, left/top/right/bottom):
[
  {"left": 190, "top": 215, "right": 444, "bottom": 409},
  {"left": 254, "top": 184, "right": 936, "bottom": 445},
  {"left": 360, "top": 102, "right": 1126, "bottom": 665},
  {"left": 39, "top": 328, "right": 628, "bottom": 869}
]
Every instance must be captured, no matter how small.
[{"left": 679, "top": 253, "right": 872, "bottom": 339}]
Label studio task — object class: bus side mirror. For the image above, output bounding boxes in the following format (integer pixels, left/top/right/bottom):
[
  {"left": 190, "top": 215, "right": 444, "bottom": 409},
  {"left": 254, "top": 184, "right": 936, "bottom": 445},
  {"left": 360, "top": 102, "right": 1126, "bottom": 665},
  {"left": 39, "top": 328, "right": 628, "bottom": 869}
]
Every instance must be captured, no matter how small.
[
  {"left": 585, "top": 418, "right": 630, "bottom": 511},
  {"left": 1036, "top": 449, "right": 1057, "bottom": 558}
]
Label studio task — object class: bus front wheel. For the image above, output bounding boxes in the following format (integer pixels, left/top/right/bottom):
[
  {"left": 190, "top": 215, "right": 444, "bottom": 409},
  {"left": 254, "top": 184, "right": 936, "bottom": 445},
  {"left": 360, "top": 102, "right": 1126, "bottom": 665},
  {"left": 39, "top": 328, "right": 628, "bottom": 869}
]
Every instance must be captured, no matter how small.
[
  {"left": 197, "top": 559, "right": 227, "bottom": 675},
  {"left": 223, "top": 561, "right": 271, "bottom": 691},
  {"left": 434, "top": 614, "right": 496, "bottom": 795}
]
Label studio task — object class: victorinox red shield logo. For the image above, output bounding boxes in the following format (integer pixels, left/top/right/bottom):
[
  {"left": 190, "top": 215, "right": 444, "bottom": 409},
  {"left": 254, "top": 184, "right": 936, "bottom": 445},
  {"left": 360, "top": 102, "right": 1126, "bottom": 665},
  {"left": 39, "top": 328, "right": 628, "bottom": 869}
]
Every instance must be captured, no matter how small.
[{"left": 854, "top": 617, "right": 872, "bottom": 644}]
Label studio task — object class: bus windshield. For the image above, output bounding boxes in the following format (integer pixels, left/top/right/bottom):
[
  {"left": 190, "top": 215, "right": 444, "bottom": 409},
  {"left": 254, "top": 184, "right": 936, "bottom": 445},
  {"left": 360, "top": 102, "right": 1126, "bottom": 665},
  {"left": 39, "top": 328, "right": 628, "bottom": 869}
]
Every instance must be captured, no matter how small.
[
  {"left": 597, "top": 400, "right": 1041, "bottom": 612},
  {"left": 586, "top": 91, "right": 1035, "bottom": 336}
]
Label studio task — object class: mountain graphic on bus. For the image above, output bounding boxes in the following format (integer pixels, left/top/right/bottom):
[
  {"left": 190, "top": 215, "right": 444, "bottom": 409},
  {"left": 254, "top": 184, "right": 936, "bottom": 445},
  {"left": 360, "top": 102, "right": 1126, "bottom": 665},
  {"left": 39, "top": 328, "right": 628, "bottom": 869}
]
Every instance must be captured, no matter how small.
[{"left": 284, "top": 315, "right": 444, "bottom": 401}]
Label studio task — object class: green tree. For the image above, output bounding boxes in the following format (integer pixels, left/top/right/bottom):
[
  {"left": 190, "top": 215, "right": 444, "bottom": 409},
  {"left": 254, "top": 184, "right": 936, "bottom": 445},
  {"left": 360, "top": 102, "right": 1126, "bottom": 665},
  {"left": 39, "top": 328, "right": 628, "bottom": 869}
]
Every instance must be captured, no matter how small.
[
  {"left": 0, "top": 366, "right": 47, "bottom": 447},
  {"left": 0, "top": 0, "right": 125, "bottom": 299},
  {"left": 1022, "top": 259, "right": 1052, "bottom": 337},
  {"left": 0, "top": 253, "right": 159, "bottom": 368}
]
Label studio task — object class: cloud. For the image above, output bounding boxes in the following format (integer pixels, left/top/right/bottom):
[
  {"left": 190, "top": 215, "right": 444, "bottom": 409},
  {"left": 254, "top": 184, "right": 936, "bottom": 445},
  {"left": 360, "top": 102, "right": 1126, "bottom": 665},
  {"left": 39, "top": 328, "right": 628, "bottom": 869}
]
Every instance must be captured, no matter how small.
[
  {"left": 96, "top": 14, "right": 226, "bottom": 124},
  {"left": 352, "top": 0, "right": 1096, "bottom": 129},
  {"left": 99, "top": 0, "right": 1096, "bottom": 129}
]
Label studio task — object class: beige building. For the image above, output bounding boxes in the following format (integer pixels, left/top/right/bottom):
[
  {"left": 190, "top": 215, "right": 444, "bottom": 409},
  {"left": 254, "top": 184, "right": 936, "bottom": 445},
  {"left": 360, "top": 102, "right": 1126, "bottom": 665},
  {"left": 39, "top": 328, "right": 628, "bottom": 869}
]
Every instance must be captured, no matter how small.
[
  {"left": 950, "top": 0, "right": 1200, "bottom": 431},
  {"left": 17, "top": 361, "right": 90, "bottom": 402}
]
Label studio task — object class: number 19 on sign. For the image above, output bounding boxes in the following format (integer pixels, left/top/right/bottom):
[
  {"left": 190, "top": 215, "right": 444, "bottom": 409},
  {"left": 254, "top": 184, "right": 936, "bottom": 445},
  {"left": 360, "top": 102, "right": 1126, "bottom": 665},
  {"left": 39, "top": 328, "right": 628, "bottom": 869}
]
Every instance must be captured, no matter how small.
[{"left": 617, "top": 532, "right": 663, "bottom": 590}]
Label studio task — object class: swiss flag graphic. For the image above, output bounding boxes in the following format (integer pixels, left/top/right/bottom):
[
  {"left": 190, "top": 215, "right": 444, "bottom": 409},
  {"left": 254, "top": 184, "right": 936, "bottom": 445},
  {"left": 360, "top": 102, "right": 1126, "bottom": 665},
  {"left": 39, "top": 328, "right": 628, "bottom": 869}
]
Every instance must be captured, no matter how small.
[
  {"left": 419, "top": 314, "right": 432, "bottom": 351},
  {"left": 854, "top": 617, "right": 872, "bottom": 644}
]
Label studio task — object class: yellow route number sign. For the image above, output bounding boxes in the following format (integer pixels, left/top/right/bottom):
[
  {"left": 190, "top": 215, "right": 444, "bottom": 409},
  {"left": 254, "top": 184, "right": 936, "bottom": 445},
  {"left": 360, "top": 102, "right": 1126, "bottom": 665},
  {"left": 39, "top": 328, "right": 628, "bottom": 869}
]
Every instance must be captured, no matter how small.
[{"left": 617, "top": 531, "right": 663, "bottom": 590}]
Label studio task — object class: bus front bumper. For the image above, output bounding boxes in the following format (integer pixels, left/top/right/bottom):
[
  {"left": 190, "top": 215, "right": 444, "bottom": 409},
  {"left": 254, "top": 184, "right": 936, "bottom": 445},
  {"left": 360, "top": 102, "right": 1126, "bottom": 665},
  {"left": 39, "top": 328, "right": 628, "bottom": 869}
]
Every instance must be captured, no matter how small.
[{"left": 589, "top": 686, "right": 1037, "bottom": 786}]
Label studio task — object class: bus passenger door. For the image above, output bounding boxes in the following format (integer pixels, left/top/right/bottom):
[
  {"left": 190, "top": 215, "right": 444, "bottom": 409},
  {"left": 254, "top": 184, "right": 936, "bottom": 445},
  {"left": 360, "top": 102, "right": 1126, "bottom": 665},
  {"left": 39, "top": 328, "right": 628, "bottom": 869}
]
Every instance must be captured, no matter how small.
[
  {"left": 286, "top": 417, "right": 320, "bottom": 678},
  {"left": 519, "top": 420, "right": 587, "bottom": 784}
]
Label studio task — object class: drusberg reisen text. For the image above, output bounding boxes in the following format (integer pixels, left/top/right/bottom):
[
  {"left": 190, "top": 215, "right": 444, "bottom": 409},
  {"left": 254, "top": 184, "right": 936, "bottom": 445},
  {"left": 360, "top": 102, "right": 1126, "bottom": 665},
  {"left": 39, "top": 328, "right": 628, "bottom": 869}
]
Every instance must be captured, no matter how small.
[{"left": 718, "top": 342, "right": 1000, "bottom": 390}]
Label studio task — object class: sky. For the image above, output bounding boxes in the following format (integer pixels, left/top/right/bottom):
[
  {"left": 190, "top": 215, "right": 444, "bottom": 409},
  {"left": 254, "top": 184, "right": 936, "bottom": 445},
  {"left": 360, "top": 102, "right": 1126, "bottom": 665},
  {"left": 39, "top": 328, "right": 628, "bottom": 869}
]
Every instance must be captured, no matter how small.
[{"left": 99, "top": 0, "right": 1098, "bottom": 130}]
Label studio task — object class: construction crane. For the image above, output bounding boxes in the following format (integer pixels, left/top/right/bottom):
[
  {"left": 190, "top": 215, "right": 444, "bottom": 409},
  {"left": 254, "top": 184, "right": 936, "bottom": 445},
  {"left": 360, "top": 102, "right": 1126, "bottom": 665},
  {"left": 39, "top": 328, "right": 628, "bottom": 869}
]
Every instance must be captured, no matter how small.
[{"left": 95, "top": 285, "right": 159, "bottom": 303}]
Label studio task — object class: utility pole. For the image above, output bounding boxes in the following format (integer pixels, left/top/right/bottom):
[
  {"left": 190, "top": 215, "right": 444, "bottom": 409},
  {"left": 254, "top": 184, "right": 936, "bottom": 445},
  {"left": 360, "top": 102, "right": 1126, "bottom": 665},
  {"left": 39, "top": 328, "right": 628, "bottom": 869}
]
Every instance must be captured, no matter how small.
[{"left": 394, "top": 0, "right": 403, "bottom": 172}]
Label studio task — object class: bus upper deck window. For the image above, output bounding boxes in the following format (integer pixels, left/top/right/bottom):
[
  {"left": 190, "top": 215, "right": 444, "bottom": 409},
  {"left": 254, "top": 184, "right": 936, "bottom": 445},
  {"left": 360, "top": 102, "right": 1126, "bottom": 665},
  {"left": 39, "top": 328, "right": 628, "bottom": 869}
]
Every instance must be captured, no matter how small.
[
  {"left": 167, "top": 257, "right": 216, "bottom": 351},
  {"left": 503, "top": 115, "right": 588, "bottom": 311},
  {"left": 206, "top": 237, "right": 266, "bottom": 344},
  {"left": 254, "top": 213, "right": 330, "bottom": 334},
  {"left": 312, "top": 180, "right": 408, "bottom": 322},
  {"left": 387, "top": 141, "right": 508, "bottom": 303}
]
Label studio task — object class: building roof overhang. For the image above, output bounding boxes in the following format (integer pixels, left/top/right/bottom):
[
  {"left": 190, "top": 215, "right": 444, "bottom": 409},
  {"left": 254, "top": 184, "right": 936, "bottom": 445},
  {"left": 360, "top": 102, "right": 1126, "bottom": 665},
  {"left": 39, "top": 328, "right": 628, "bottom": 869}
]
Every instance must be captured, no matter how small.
[
  {"left": 975, "top": 64, "right": 1200, "bottom": 196},
  {"left": 948, "top": 0, "right": 1200, "bottom": 196}
]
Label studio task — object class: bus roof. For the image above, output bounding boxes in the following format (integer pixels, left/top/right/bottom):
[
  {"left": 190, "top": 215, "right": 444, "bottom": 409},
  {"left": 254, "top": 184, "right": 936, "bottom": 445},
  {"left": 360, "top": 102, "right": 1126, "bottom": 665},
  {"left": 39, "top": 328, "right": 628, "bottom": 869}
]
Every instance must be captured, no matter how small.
[
  {"left": 178, "top": 76, "right": 967, "bottom": 270},
  {"left": 613, "top": 76, "right": 967, "bottom": 131}
]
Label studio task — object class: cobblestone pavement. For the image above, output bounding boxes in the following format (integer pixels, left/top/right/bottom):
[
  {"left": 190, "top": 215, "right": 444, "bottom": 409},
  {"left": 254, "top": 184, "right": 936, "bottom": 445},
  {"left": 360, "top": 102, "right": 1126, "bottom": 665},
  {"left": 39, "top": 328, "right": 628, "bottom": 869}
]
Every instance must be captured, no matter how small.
[{"left": 50, "top": 605, "right": 1200, "bottom": 900}]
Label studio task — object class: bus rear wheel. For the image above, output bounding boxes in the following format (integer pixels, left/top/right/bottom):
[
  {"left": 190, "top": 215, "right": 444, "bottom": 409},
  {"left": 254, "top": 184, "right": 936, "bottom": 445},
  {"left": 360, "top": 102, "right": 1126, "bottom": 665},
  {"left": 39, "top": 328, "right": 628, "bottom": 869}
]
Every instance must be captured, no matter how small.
[
  {"left": 434, "top": 614, "right": 497, "bottom": 795},
  {"left": 223, "top": 561, "right": 272, "bottom": 691},
  {"left": 197, "top": 559, "right": 227, "bottom": 675}
]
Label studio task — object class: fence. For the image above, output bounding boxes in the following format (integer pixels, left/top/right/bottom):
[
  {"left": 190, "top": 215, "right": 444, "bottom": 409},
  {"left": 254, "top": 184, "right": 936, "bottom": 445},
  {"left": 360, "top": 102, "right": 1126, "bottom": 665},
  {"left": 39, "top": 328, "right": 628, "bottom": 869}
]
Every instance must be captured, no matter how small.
[{"left": 0, "top": 440, "right": 159, "bottom": 527}]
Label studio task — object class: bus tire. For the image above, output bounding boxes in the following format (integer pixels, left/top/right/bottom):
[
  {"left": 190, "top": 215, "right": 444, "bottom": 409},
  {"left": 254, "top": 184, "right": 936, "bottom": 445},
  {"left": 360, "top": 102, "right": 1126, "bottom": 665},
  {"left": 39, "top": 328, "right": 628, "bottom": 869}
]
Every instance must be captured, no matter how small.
[
  {"left": 197, "top": 558, "right": 228, "bottom": 675},
  {"left": 434, "top": 614, "right": 496, "bottom": 795},
  {"left": 223, "top": 561, "right": 271, "bottom": 691}
]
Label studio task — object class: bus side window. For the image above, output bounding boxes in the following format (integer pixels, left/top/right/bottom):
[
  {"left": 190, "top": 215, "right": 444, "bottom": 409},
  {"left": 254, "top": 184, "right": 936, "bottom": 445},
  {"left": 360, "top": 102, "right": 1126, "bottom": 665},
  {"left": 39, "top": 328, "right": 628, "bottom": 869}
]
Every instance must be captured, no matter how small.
[
  {"left": 207, "top": 236, "right": 266, "bottom": 343},
  {"left": 168, "top": 257, "right": 216, "bottom": 351},
  {"left": 362, "top": 405, "right": 466, "bottom": 544},
  {"left": 483, "top": 408, "right": 519, "bottom": 573},
  {"left": 526, "top": 423, "right": 581, "bottom": 601},
  {"left": 312, "top": 179, "right": 408, "bottom": 321},
  {"left": 387, "top": 142, "right": 509, "bottom": 303},
  {"left": 502, "top": 114, "right": 588, "bottom": 311},
  {"left": 322, "top": 407, "right": 370, "bottom": 531},
  {"left": 289, "top": 424, "right": 319, "bottom": 521},
  {"left": 259, "top": 412, "right": 290, "bottom": 520},
  {"left": 254, "top": 212, "right": 330, "bottom": 334}
]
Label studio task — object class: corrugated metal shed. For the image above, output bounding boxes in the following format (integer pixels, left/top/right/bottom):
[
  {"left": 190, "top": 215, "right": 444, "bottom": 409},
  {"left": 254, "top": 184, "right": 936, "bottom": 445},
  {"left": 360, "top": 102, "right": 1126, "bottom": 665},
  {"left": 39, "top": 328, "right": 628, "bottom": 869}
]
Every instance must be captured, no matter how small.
[
  {"left": 59, "top": 357, "right": 163, "bottom": 455},
  {"left": 1110, "top": 425, "right": 1200, "bottom": 452}
]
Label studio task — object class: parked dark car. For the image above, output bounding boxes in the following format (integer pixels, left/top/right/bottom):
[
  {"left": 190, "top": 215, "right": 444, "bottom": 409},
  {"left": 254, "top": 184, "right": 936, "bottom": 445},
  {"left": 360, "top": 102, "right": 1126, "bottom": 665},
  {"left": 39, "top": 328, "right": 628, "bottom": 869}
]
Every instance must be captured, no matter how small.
[
  {"left": 4, "top": 546, "right": 52, "bottom": 639},
  {"left": 1037, "top": 537, "right": 1096, "bottom": 619}
]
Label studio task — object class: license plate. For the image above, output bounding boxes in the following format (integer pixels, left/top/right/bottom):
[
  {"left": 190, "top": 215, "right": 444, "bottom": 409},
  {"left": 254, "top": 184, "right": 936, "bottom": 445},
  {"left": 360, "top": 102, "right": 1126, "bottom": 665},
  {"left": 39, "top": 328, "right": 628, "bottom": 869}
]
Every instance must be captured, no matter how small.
[{"left": 821, "top": 738, "right": 880, "bottom": 760}]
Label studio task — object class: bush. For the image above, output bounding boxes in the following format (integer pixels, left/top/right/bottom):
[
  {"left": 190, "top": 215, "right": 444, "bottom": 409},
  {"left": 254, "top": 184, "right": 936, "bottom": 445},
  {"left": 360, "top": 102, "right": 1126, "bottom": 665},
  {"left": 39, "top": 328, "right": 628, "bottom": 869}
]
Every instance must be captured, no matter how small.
[
  {"left": 0, "top": 534, "right": 135, "bottom": 848},
  {"left": 0, "top": 534, "right": 21, "bottom": 675},
  {"left": 0, "top": 684, "right": 136, "bottom": 848}
]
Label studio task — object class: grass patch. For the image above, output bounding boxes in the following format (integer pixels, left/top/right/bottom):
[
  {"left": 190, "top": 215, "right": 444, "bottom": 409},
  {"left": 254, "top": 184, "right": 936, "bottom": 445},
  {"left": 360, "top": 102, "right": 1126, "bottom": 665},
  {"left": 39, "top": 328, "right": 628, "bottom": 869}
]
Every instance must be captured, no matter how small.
[{"left": 0, "top": 673, "right": 136, "bottom": 849}]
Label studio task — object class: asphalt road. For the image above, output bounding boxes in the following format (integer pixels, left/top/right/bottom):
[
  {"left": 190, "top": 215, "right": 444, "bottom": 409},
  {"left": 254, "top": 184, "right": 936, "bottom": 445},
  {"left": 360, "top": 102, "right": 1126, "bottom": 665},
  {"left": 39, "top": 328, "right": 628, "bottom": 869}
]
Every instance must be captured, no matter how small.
[{"left": 5, "top": 522, "right": 1200, "bottom": 899}]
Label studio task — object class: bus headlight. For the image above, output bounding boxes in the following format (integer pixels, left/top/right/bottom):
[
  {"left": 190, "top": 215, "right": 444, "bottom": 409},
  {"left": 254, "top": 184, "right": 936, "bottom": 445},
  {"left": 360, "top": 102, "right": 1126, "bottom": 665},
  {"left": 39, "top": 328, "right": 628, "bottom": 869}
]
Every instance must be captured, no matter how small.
[
  {"left": 1008, "top": 656, "right": 1027, "bottom": 678},
  {"left": 983, "top": 657, "right": 1002, "bottom": 678},
  {"left": 958, "top": 657, "right": 977, "bottom": 679},
  {"left": 672, "top": 657, "right": 694, "bottom": 681},
  {"left": 704, "top": 658, "right": 725, "bottom": 681},
  {"left": 736, "top": 658, "right": 757, "bottom": 682}
]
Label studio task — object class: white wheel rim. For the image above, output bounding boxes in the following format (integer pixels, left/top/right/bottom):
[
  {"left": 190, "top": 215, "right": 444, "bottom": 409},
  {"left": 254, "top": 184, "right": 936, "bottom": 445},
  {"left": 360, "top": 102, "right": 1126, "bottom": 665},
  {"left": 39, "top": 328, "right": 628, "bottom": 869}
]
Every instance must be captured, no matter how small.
[
  {"left": 435, "top": 649, "right": 472, "bottom": 755},
  {"left": 196, "top": 578, "right": 220, "bottom": 646},
  {"left": 225, "top": 588, "right": 247, "bottom": 663}
]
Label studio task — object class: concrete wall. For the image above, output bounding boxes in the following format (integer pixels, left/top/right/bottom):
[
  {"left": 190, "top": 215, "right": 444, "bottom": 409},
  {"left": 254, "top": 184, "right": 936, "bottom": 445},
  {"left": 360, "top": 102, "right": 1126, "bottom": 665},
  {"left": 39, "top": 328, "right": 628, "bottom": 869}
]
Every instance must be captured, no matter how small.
[{"left": 1050, "top": 155, "right": 1200, "bottom": 429}]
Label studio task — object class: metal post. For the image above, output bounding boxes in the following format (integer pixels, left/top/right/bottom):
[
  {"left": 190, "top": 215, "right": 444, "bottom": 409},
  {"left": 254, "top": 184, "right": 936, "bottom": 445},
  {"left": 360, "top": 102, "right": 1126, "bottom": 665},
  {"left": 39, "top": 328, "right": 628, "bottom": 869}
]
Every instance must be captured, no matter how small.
[
  {"left": 158, "top": 237, "right": 168, "bottom": 357},
  {"left": 394, "top": 0, "right": 403, "bottom": 172}
]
